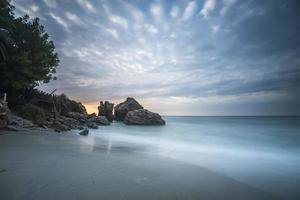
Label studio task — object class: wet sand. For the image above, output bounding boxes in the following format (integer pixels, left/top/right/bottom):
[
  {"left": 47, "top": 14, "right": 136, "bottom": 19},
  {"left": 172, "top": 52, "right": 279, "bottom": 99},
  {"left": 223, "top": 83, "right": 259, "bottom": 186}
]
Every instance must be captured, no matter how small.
[{"left": 0, "top": 130, "right": 281, "bottom": 200}]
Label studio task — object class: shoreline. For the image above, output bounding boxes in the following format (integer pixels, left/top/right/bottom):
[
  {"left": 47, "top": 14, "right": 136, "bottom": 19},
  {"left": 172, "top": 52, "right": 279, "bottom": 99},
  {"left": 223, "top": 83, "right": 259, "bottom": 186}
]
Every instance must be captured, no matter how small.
[{"left": 0, "top": 130, "right": 281, "bottom": 200}]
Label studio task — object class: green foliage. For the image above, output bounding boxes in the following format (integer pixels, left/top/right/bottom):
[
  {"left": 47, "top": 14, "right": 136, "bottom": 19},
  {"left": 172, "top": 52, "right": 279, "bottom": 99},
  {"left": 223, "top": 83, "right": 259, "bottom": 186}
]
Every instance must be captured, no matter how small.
[
  {"left": 0, "top": 0, "right": 59, "bottom": 91},
  {"left": 16, "top": 103, "right": 46, "bottom": 124}
]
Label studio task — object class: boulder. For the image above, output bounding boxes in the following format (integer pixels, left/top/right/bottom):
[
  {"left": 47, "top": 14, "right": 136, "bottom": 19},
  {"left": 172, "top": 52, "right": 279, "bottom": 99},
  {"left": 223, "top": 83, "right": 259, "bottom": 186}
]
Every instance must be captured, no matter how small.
[
  {"left": 88, "top": 113, "right": 97, "bottom": 119},
  {"left": 98, "top": 101, "right": 114, "bottom": 122},
  {"left": 55, "top": 94, "right": 87, "bottom": 115},
  {"left": 9, "top": 115, "right": 35, "bottom": 128},
  {"left": 51, "top": 120, "right": 71, "bottom": 132},
  {"left": 88, "top": 122, "right": 98, "bottom": 129},
  {"left": 123, "top": 109, "right": 165, "bottom": 125},
  {"left": 79, "top": 128, "right": 89, "bottom": 136},
  {"left": 66, "top": 112, "right": 87, "bottom": 123},
  {"left": 57, "top": 116, "right": 81, "bottom": 129},
  {"left": 88, "top": 116, "right": 110, "bottom": 125},
  {"left": 114, "top": 97, "right": 143, "bottom": 121}
]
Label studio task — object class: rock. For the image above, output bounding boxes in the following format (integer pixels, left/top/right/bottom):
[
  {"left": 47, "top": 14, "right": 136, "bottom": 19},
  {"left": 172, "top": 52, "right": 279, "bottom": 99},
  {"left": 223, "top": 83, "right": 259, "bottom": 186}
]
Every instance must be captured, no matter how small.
[
  {"left": 88, "top": 113, "right": 97, "bottom": 119},
  {"left": 57, "top": 116, "right": 81, "bottom": 129},
  {"left": 5, "top": 125, "right": 21, "bottom": 131},
  {"left": 98, "top": 101, "right": 114, "bottom": 122},
  {"left": 79, "top": 128, "right": 89, "bottom": 136},
  {"left": 51, "top": 120, "right": 71, "bottom": 132},
  {"left": 88, "top": 122, "right": 98, "bottom": 129},
  {"left": 114, "top": 97, "right": 143, "bottom": 121},
  {"left": 66, "top": 112, "right": 87, "bottom": 123},
  {"left": 88, "top": 116, "right": 110, "bottom": 125},
  {"left": 9, "top": 115, "right": 35, "bottom": 128},
  {"left": 55, "top": 94, "right": 87, "bottom": 115},
  {"left": 123, "top": 109, "right": 165, "bottom": 125}
]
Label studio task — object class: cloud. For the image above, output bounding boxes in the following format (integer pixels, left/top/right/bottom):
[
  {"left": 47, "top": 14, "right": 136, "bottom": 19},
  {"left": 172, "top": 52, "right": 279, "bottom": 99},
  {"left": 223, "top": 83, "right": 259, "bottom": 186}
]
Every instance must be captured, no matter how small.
[
  {"left": 76, "top": 0, "right": 96, "bottom": 13},
  {"left": 109, "top": 15, "right": 128, "bottom": 29},
  {"left": 43, "top": 0, "right": 56, "bottom": 8},
  {"left": 170, "top": 5, "right": 179, "bottom": 18},
  {"left": 200, "top": 0, "right": 216, "bottom": 18},
  {"left": 105, "top": 28, "right": 119, "bottom": 39},
  {"left": 150, "top": 3, "right": 163, "bottom": 20},
  {"left": 65, "top": 12, "right": 82, "bottom": 25},
  {"left": 212, "top": 25, "right": 219, "bottom": 33},
  {"left": 181, "top": 1, "right": 197, "bottom": 21},
  {"left": 12, "top": 0, "right": 300, "bottom": 115},
  {"left": 49, "top": 12, "right": 70, "bottom": 32},
  {"left": 220, "top": 0, "right": 237, "bottom": 15},
  {"left": 144, "top": 24, "right": 158, "bottom": 34},
  {"left": 29, "top": 5, "right": 39, "bottom": 13}
]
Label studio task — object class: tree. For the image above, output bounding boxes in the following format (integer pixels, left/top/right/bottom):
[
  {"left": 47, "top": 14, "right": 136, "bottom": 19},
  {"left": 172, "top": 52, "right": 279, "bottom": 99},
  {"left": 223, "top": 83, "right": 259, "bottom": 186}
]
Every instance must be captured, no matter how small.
[{"left": 0, "top": 0, "right": 59, "bottom": 92}]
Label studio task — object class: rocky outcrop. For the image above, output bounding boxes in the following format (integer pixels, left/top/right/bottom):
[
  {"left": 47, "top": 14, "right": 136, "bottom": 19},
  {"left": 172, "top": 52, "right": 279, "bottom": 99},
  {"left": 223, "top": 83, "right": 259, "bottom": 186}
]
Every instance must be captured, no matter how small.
[
  {"left": 88, "top": 122, "right": 98, "bottom": 129},
  {"left": 79, "top": 128, "right": 89, "bottom": 136},
  {"left": 88, "top": 115, "right": 110, "bottom": 125},
  {"left": 54, "top": 94, "right": 87, "bottom": 116},
  {"left": 98, "top": 101, "right": 114, "bottom": 122},
  {"left": 51, "top": 120, "right": 71, "bottom": 132},
  {"left": 124, "top": 109, "right": 165, "bottom": 125},
  {"left": 114, "top": 97, "right": 143, "bottom": 121},
  {"left": 66, "top": 112, "right": 87, "bottom": 123},
  {"left": 9, "top": 115, "right": 35, "bottom": 128}
]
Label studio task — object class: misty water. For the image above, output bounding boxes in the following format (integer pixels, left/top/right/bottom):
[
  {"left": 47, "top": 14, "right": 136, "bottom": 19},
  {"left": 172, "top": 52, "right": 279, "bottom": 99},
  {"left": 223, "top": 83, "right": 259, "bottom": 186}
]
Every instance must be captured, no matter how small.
[{"left": 85, "top": 116, "right": 300, "bottom": 200}]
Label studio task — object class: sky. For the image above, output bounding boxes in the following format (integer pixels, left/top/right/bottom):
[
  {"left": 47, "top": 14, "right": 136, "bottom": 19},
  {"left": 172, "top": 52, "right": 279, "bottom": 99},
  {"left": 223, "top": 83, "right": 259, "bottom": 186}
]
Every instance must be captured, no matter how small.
[{"left": 11, "top": 0, "right": 300, "bottom": 115}]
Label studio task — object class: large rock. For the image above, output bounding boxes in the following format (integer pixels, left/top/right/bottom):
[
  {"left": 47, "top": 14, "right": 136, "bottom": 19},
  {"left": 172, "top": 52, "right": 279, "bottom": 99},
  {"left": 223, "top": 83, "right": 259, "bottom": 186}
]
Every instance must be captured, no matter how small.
[
  {"left": 98, "top": 101, "right": 114, "bottom": 122},
  {"left": 9, "top": 115, "right": 35, "bottom": 128},
  {"left": 66, "top": 112, "right": 88, "bottom": 123},
  {"left": 88, "top": 115, "right": 110, "bottom": 125},
  {"left": 114, "top": 97, "right": 143, "bottom": 121},
  {"left": 54, "top": 94, "right": 87, "bottom": 116},
  {"left": 88, "top": 122, "right": 98, "bottom": 129},
  {"left": 56, "top": 116, "right": 81, "bottom": 129},
  {"left": 51, "top": 120, "right": 71, "bottom": 132},
  {"left": 79, "top": 128, "right": 89, "bottom": 136},
  {"left": 123, "top": 109, "right": 165, "bottom": 125}
]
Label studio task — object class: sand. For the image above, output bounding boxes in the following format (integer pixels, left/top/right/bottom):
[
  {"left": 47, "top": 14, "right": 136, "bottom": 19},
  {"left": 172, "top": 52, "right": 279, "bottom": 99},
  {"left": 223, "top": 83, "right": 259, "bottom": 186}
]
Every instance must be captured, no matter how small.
[{"left": 0, "top": 130, "right": 281, "bottom": 200}]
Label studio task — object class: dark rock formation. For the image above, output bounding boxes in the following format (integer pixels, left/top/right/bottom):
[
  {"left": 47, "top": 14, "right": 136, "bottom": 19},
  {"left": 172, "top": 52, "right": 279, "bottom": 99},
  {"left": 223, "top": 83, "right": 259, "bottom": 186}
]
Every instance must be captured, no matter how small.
[
  {"left": 9, "top": 115, "right": 35, "bottom": 128},
  {"left": 88, "top": 115, "right": 110, "bottom": 125},
  {"left": 54, "top": 94, "right": 87, "bottom": 116},
  {"left": 79, "top": 128, "right": 89, "bottom": 136},
  {"left": 87, "top": 122, "right": 98, "bottom": 129},
  {"left": 88, "top": 113, "right": 97, "bottom": 119},
  {"left": 124, "top": 109, "right": 165, "bottom": 125},
  {"left": 66, "top": 112, "right": 88, "bottom": 123},
  {"left": 114, "top": 97, "right": 143, "bottom": 121},
  {"left": 98, "top": 101, "right": 114, "bottom": 122},
  {"left": 51, "top": 120, "right": 71, "bottom": 132}
]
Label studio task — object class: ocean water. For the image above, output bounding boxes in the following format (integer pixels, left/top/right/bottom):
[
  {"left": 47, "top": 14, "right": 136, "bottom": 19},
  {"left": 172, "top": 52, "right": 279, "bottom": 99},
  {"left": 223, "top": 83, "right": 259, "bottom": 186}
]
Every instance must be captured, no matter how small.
[{"left": 86, "top": 116, "right": 300, "bottom": 200}]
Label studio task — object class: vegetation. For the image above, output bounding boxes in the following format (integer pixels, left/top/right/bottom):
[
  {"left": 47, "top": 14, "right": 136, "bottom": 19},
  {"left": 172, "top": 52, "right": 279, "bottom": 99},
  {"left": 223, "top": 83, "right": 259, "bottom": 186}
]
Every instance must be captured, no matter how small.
[{"left": 0, "top": 0, "right": 59, "bottom": 100}]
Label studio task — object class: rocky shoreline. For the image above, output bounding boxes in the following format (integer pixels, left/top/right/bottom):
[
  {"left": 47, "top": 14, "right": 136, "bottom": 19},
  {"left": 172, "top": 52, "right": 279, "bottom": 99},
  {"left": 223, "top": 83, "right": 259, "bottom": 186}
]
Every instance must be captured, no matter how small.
[{"left": 0, "top": 94, "right": 165, "bottom": 135}]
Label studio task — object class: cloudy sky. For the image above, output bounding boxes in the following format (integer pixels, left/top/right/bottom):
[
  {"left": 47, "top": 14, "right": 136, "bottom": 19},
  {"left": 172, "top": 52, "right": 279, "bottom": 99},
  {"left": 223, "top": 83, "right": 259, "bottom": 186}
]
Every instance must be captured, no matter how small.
[{"left": 12, "top": 0, "right": 300, "bottom": 115}]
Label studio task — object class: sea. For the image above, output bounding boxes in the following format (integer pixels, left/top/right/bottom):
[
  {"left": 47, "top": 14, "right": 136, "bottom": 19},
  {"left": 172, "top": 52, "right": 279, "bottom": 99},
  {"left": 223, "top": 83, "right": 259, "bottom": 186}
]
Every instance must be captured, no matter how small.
[{"left": 88, "top": 116, "right": 300, "bottom": 200}]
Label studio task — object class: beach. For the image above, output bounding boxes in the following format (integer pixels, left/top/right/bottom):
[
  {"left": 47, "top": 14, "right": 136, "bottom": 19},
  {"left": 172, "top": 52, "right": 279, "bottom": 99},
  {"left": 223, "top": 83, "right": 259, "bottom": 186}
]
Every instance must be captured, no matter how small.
[{"left": 0, "top": 129, "right": 285, "bottom": 199}]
